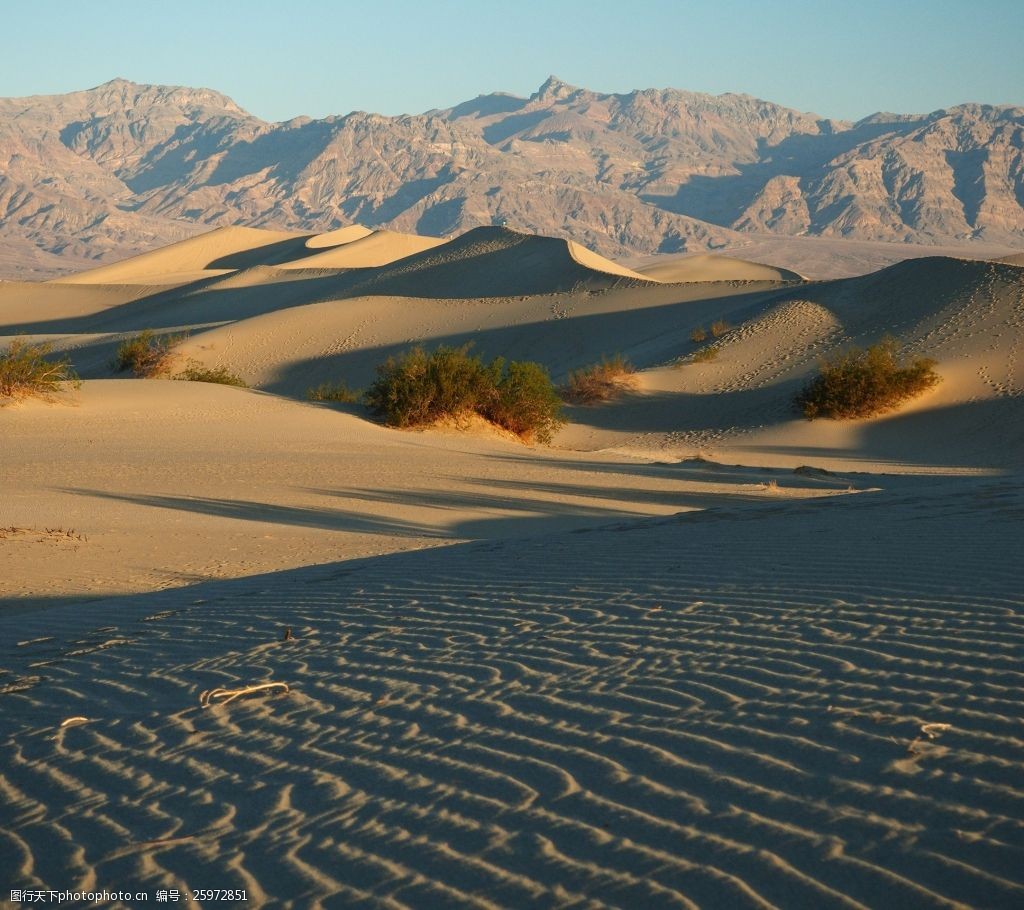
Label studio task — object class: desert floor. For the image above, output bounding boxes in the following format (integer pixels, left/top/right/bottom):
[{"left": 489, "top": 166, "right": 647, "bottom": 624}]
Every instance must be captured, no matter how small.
[{"left": 1, "top": 226, "right": 1022, "bottom": 908}]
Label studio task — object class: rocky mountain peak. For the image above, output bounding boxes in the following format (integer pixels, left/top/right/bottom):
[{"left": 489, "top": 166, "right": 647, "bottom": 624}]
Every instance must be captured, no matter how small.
[{"left": 532, "top": 75, "right": 581, "bottom": 103}]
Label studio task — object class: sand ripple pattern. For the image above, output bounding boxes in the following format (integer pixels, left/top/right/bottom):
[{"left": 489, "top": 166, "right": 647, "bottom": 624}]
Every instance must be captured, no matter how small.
[{"left": 1, "top": 479, "right": 1023, "bottom": 909}]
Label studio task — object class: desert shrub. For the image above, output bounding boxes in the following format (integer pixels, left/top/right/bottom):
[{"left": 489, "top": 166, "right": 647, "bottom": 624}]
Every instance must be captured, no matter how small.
[
  {"left": 0, "top": 339, "right": 80, "bottom": 400},
  {"left": 691, "top": 346, "right": 719, "bottom": 363},
  {"left": 710, "top": 319, "right": 731, "bottom": 338},
  {"left": 113, "top": 330, "right": 185, "bottom": 377},
  {"left": 176, "top": 361, "right": 247, "bottom": 387},
  {"left": 365, "top": 344, "right": 563, "bottom": 442},
  {"left": 690, "top": 326, "right": 707, "bottom": 344},
  {"left": 482, "top": 360, "right": 564, "bottom": 443},
  {"left": 796, "top": 337, "right": 940, "bottom": 419},
  {"left": 366, "top": 345, "right": 493, "bottom": 427},
  {"left": 307, "top": 380, "right": 361, "bottom": 403},
  {"left": 561, "top": 354, "right": 636, "bottom": 404}
]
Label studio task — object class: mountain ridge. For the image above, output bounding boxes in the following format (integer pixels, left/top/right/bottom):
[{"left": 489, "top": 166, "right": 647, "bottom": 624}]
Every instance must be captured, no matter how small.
[{"left": 1, "top": 77, "right": 1021, "bottom": 278}]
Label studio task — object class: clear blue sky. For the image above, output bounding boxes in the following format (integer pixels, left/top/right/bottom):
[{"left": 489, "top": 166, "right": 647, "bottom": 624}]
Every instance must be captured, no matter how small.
[{"left": 2, "top": 0, "right": 1021, "bottom": 122}]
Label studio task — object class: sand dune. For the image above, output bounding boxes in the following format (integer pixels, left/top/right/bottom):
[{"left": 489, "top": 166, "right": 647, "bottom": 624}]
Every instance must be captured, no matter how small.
[
  {"left": 3, "top": 225, "right": 1024, "bottom": 907},
  {"left": 51, "top": 226, "right": 310, "bottom": 285},
  {"left": 995, "top": 251, "right": 1024, "bottom": 266},
  {"left": 636, "top": 252, "right": 804, "bottom": 283},
  {"left": 281, "top": 230, "right": 447, "bottom": 268},
  {"left": 329, "top": 226, "right": 655, "bottom": 298}
]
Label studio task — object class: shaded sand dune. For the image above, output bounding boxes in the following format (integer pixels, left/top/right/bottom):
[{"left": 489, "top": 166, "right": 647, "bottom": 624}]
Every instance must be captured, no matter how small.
[
  {"left": 281, "top": 230, "right": 447, "bottom": 268},
  {"left": 1, "top": 472, "right": 1021, "bottom": 907},
  {"left": 636, "top": 252, "right": 804, "bottom": 283},
  {"left": 329, "top": 226, "right": 655, "bottom": 298},
  {"left": 995, "top": 251, "right": 1024, "bottom": 266}
]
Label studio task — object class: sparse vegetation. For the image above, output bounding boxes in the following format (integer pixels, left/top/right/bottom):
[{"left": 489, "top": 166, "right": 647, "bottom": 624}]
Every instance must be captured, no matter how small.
[
  {"left": 796, "top": 337, "right": 940, "bottom": 420},
  {"left": 690, "top": 327, "right": 707, "bottom": 344},
  {"left": 691, "top": 346, "right": 719, "bottom": 363},
  {"left": 483, "top": 360, "right": 564, "bottom": 442},
  {"left": 307, "top": 380, "right": 362, "bottom": 403},
  {"left": 176, "top": 361, "right": 248, "bottom": 387},
  {"left": 710, "top": 319, "right": 731, "bottom": 338},
  {"left": 0, "top": 339, "right": 80, "bottom": 401},
  {"left": 561, "top": 354, "right": 636, "bottom": 404},
  {"left": 113, "top": 330, "right": 185, "bottom": 377},
  {"left": 365, "top": 344, "right": 564, "bottom": 443}
]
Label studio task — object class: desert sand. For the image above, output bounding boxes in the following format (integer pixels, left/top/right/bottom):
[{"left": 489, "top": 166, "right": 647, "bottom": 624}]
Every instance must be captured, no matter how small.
[
  {"left": 1, "top": 224, "right": 1022, "bottom": 908},
  {"left": 636, "top": 253, "right": 804, "bottom": 283}
]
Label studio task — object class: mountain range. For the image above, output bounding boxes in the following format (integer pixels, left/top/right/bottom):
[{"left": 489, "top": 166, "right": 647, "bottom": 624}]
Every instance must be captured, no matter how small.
[{"left": 1, "top": 76, "right": 1022, "bottom": 277}]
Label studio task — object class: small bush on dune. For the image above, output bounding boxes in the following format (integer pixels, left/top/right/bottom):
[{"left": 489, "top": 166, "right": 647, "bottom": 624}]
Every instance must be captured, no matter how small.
[
  {"left": 710, "top": 319, "right": 731, "bottom": 338},
  {"left": 365, "top": 344, "right": 563, "bottom": 443},
  {"left": 482, "top": 360, "right": 564, "bottom": 443},
  {"left": 690, "top": 326, "right": 707, "bottom": 344},
  {"left": 561, "top": 354, "right": 636, "bottom": 404},
  {"left": 690, "top": 346, "right": 719, "bottom": 363},
  {"left": 796, "top": 337, "right": 940, "bottom": 419},
  {"left": 113, "top": 330, "right": 185, "bottom": 377},
  {"left": 176, "top": 361, "right": 248, "bottom": 387},
  {"left": 307, "top": 380, "right": 361, "bottom": 403},
  {"left": 365, "top": 345, "right": 493, "bottom": 428},
  {"left": 0, "top": 339, "right": 80, "bottom": 400}
]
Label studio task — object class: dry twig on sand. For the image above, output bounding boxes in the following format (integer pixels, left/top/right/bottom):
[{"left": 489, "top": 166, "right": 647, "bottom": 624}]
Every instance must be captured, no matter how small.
[
  {"left": 907, "top": 722, "right": 952, "bottom": 755},
  {"left": 199, "top": 682, "right": 290, "bottom": 708}
]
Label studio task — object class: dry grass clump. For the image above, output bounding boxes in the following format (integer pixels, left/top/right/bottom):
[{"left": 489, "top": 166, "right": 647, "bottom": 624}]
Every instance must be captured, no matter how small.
[
  {"left": 113, "top": 330, "right": 185, "bottom": 377},
  {"left": 710, "top": 319, "right": 732, "bottom": 338},
  {"left": 561, "top": 354, "right": 636, "bottom": 404},
  {"left": 797, "top": 337, "right": 940, "bottom": 419},
  {"left": 307, "top": 380, "right": 361, "bottom": 403},
  {"left": 365, "top": 344, "right": 564, "bottom": 443},
  {"left": 175, "top": 362, "right": 247, "bottom": 387},
  {"left": 690, "top": 346, "right": 719, "bottom": 363},
  {"left": 690, "top": 327, "right": 707, "bottom": 343},
  {"left": 0, "top": 339, "right": 80, "bottom": 401}
]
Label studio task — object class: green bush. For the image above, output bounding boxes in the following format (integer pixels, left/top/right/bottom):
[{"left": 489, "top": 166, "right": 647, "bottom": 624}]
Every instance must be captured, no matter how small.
[
  {"left": 113, "top": 330, "right": 185, "bottom": 377},
  {"left": 175, "top": 362, "right": 247, "bottom": 387},
  {"left": 307, "top": 380, "right": 361, "bottom": 403},
  {"left": 561, "top": 354, "right": 636, "bottom": 404},
  {"left": 796, "top": 337, "right": 940, "bottom": 419},
  {"left": 483, "top": 360, "right": 565, "bottom": 443},
  {"left": 0, "top": 339, "right": 80, "bottom": 400},
  {"left": 365, "top": 344, "right": 564, "bottom": 443}
]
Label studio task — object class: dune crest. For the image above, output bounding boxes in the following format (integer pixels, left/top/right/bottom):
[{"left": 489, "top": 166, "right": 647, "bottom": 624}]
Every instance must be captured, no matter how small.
[
  {"left": 304, "top": 224, "right": 374, "bottom": 249},
  {"left": 637, "top": 252, "right": 804, "bottom": 283},
  {"left": 282, "top": 229, "right": 447, "bottom": 268}
]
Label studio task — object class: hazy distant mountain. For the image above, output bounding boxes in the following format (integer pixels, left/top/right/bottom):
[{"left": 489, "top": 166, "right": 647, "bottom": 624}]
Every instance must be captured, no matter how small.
[{"left": 1, "top": 76, "right": 1022, "bottom": 277}]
